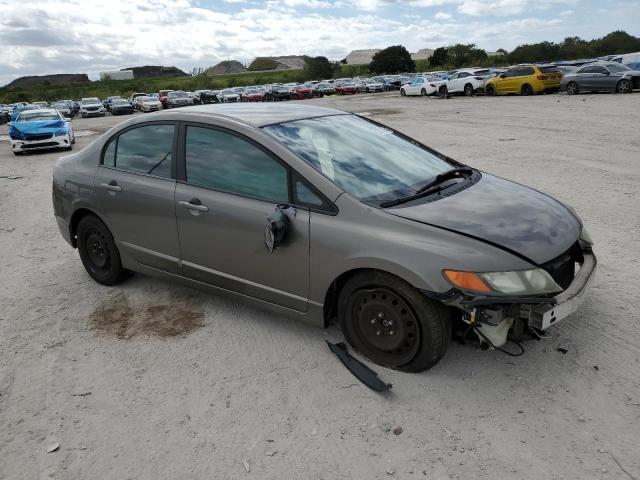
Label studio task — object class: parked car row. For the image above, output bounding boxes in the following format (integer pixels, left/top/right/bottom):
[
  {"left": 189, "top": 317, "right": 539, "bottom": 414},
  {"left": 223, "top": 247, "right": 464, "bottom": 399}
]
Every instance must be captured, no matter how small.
[{"left": 400, "top": 61, "right": 640, "bottom": 98}]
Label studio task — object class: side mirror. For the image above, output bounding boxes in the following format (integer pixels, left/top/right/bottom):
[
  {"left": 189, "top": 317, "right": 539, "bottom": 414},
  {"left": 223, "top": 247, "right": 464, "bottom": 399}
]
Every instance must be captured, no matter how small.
[
  {"left": 499, "top": 73, "right": 506, "bottom": 78},
  {"left": 264, "top": 207, "right": 291, "bottom": 253}
]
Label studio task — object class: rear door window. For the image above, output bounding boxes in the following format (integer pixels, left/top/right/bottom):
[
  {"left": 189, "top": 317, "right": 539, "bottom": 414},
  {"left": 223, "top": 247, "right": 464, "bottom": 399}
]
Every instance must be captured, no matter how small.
[{"left": 103, "top": 124, "right": 175, "bottom": 179}]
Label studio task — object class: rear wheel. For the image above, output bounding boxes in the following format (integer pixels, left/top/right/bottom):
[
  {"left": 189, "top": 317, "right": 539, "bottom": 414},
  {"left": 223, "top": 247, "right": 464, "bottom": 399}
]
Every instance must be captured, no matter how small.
[
  {"left": 421, "top": 88, "right": 427, "bottom": 96},
  {"left": 485, "top": 84, "right": 496, "bottom": 96},
  {"left": 338, "top": 271, "right": 450, "bottom": 372},
  {"left": 400, "top": 89, "right": 406, "bottom": 96},
  {"left": 521, "top": 84, "right": 533, "bottom": 96},
  {"left": 77, "top": 215, "right": 127, "bottom": 286},
  {"left": 566, "top": 81, "right": 578, "bottom": 95},
  {"left": 464, "top": 83, "right": 474, "bottom": 96},
  {"left": 616, "top": 79, "right": 631, "bottom": 93}
]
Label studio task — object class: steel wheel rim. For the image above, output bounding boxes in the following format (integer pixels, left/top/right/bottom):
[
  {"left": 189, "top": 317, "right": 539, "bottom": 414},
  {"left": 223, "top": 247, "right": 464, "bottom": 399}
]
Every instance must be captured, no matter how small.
[
  {"left": 567, "top": 83, "right": 576, "bottom": 94},
  {"left": 618, "top": 81, "right": 630, "bottom": 93},
  {"left": 350, "top": 288, "right": 420, "bottom": 367},
  {"left": 85, "top": 228, "right": 111, "bottom": 271}
]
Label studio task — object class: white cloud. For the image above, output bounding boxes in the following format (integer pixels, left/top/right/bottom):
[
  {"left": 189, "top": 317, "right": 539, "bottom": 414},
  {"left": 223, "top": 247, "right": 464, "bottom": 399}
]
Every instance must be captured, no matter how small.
[
  {"left": 434, "top": 11, "right": 452, "bottom": 19},
  {"left": 0, "top": 0, "right": 634, "bottom": 86}
]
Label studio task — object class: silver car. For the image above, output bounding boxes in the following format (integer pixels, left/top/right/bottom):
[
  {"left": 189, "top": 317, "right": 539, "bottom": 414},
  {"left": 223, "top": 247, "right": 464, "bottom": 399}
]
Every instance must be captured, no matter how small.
[
  {"left": 560, "top": 62, "right": 640, "bottom": 94},
  {"left": 52, "top": 104, "right": 596, "bottom": 371}
]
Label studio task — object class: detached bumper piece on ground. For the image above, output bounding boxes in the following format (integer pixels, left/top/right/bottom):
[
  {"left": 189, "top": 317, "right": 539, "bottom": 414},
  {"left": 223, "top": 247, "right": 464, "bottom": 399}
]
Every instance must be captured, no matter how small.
[{"left": 326, "top": 341, "right": 392, "bottom": 392}]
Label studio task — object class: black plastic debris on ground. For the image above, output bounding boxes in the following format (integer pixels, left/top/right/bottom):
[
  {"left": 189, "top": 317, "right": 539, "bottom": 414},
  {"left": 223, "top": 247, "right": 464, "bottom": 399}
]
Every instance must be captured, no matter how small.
[
  {"left": 557, "top": 347, "right": 569, "bottom": 354},
  {"left": 326, "top": 341, "right": 392, "bottom": 392}
]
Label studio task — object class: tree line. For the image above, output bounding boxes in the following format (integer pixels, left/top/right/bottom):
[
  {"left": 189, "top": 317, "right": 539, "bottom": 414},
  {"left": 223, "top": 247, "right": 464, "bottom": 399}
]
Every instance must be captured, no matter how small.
[{"left": 362, "top": 30, "right": 640, "bottom": 74}]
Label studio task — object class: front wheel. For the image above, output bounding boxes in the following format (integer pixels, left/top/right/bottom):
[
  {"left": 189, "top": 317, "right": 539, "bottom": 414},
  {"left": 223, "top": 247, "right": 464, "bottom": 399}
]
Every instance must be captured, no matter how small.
[
  {"left": 438, "top": 85, "right": 448, "bottom": 98},
  {"left": 566, "top": 81, "right": 578, "bottom": 95},
  {"left": 616, "top": 79, "right": 631, "bottom": 93},
  {"left": 338, "top": 271, "right": 450, "bottom": 372},
  {"left": 77, "top": 215, "right": 128, "bottom": 286},
  {"left": 400, "top": 89, "right": 406, "bottom": 96},
  {"left": 485, "top": 84, "right": 496, "bottom": 96},
  {"left": 421, "top": 88, "right": 427, "bottom": 96}
]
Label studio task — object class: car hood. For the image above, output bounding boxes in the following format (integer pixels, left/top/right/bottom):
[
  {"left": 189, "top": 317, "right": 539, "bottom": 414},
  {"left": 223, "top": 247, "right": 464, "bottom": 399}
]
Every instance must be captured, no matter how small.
[
  {"left": 11, "top": 119, "right": 66, "bottom": 134},
  {"left": 386, "top": 174, "right": 581, "bottom": 265}
]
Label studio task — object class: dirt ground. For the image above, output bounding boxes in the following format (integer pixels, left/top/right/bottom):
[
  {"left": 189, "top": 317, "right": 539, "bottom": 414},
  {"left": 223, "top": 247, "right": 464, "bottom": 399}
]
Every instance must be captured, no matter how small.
[{"left": 1, "top": 92, "right": 639, "bottom": 480}]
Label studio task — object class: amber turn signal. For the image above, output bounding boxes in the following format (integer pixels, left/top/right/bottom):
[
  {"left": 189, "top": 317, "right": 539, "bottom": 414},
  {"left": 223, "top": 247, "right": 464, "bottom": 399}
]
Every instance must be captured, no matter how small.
[{"left": 442, "top": 270, "right": 492, "bottom": 293}]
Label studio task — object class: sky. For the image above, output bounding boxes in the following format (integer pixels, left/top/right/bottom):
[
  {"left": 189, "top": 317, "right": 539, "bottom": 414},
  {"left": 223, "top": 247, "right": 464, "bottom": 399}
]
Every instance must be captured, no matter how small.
[{"left": 0, "top": 0, "right": 638, "bottom": 86}]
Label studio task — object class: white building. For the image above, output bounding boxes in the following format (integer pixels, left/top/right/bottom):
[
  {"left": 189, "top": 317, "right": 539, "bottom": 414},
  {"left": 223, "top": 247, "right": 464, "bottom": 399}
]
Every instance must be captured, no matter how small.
[{"left": 99, "top": 70, "right": 134, "bottom": 81}]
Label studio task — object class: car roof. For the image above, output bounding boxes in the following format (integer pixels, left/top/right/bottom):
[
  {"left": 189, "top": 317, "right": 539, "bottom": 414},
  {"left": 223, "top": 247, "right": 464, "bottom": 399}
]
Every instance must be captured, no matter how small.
[
  {"left": 17, "top": 108, "right": 59, "bottom": 116},
  {"left": 182, "top": 103, "right": 347, "bottom": 127}
]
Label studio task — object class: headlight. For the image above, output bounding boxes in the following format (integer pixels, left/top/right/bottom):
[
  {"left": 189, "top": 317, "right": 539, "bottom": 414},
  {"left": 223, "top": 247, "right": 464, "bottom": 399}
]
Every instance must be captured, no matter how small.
[
  {"left": 443, "top": 268, "right": 562, "bottom": 296},
  {"left": 54, "top": 128, "right": 68, "bottom": 137},
  {"left": 579, "top": 226, "right": 593, "bottom": 245},
  {"left": 9, "top": 130, "right": 25, "bottom": 140}
]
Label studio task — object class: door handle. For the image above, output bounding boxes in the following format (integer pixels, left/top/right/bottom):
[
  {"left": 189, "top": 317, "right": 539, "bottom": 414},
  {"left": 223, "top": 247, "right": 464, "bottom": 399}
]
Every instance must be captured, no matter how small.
[
  {"left": 178, "top": 199, "right": 209, "bottom": 212},
  {"left": 100, "top": 181, "right": 122, "bottom": 192}
]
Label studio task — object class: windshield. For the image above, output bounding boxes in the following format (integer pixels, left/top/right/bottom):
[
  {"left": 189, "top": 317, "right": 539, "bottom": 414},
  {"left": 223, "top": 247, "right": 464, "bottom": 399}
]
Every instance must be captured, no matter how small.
[
  {"left": 169, "top": 91, "right": 187, "bottom": 98},
  {"left": 263, "top": 114, "right": 453, "bottom": 203},
  {"left": 82, "top": 99, "right": 100, "bottom": 105},
  {"left": 17, "top": 112, "right": 60, "bottom": 122},
  {"left": 112, "top": 99, "right": 128, "bottom": 105}
]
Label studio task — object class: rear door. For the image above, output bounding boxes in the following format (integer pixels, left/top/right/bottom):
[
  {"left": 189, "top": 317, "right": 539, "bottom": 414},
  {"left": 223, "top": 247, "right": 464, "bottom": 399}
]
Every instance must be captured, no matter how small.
[
  {"left": 94, "top": 122, "right": 181, "bottom": 274},
  {"left": 174, "top": 123, "right": 311, "bottom": 312}
]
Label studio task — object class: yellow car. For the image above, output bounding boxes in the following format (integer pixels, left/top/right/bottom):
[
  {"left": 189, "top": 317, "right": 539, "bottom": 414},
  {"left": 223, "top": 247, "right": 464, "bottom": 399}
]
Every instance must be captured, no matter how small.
[{"left": 485, "top": 65, "right": 562, "bottom": 96}]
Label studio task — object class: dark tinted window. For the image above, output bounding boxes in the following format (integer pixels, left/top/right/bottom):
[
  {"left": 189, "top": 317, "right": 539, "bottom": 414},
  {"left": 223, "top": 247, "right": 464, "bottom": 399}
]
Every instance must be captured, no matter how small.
[
  {"left": 458, "top": 72, "right": 469, "bottom": 78},
  {"left": 578, "top": 66, "right": 596, "bottom": 74},
  {"left": 185, "top": 126, "right": 289, "bottom": 203},
  {"left": 103, "top": 139, "right": 116, "bottom": 167},
  {"left": 539, "top": 66, "right": 560, "bottom": 73},
  {"left": 113, "top": 124, "right": 174, "bottom": 178},
  {"left": 592, "top": 66, "right": 607, "bottom": 74}
]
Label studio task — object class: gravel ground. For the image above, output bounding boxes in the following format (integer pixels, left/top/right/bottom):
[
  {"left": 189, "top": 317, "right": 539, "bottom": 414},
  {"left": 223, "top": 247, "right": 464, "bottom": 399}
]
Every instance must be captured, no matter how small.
[{"left": 1, "top": 93, "right": 639, "bottom": 480}]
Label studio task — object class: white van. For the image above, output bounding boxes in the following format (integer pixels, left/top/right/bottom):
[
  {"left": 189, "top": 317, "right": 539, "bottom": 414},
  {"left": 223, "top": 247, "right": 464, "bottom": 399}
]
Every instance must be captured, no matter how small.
[{"left": 610, "top": 52, "right": 640, "bottom": 65}]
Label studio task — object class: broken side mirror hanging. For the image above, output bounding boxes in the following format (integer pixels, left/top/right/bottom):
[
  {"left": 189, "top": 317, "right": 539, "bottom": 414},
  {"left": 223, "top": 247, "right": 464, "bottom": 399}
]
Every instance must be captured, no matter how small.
[{"left": 264, "top": 206, "right": 292, "bottom": 253}]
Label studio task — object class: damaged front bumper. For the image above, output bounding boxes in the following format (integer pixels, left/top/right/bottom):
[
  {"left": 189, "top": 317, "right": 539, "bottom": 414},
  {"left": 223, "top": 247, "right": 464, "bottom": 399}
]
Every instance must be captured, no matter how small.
[{"left": 425, "top": 249, "right": 597, "bottom": 335}]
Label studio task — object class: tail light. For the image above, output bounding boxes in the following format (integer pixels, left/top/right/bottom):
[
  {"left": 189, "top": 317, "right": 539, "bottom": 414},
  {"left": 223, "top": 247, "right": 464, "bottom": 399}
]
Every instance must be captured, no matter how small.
[{"left": 537, "top": 75, "right": 548, "bottom": 80}]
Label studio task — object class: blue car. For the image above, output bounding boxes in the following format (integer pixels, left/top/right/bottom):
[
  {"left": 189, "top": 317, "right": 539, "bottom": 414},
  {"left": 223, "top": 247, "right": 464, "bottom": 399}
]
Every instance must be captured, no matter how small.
[{"left": 9, "top": 108, "right": 75, "bottom": 155}]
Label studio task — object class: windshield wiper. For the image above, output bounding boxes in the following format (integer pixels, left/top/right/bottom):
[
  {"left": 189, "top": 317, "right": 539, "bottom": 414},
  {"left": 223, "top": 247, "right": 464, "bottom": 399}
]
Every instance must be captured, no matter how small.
[
  {"left": 415, "top": 167, "right": 474, "bottom": 194},
  {"left": 380, "top": 167, "right": 474, "bottom": 208}
]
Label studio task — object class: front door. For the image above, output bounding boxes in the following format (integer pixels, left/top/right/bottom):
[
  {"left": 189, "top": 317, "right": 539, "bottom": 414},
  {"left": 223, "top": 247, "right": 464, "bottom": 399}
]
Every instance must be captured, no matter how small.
[
  {"left": 94, "top": 123, "right": 181, "bottom": 274},
  {"left": 175, "top": 124, "right": 310, "bottom": 312}
]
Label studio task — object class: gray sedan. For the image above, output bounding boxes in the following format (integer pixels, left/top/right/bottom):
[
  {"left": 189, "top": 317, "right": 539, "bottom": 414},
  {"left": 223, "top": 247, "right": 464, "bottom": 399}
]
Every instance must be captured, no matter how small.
[
  {"left": 52, "top": 104, "right": 596, "bottom": 371},
  {"left": 560, "top": 62, "right": 640, "bottom": 94}
]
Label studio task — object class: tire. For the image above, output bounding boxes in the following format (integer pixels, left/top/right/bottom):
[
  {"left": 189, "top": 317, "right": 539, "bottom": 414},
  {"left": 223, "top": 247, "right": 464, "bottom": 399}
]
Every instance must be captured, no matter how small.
[
  {"left": 521, "top": 84, "right": 533, "bottom": 96},
  {"left": 566, "top": 81, "right": 578, "bottom": 95},
  {"left": 616, "top": 79, "right": 631, "bottom": 94},
  {"left": 438, "top": 85, "right": 448, "bottom": 98},
  {"left": 464, "top": 83, "right": 474, "bottom": 96},
  {"left": 400, "top": 89, "right": 406, "bottom": 96},
  {"left": 76, "top": 215, "right": 127, "bottom": 286},
  {"left": 421, "top": 88, "right": 427, "bottom": 96},
  {"left": 485, "top": 84, "right": 496, "bottom": 96},
  {"left": 338, "top": 271, "right": 450, "bottom": 372}
]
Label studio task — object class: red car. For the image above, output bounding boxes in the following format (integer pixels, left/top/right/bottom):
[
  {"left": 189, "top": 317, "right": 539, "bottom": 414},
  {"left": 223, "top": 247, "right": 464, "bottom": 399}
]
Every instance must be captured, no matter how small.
[
  {"left": 291, "top": 85, "right": 314, "bottom": 100},
  {"left": 335, "top": 83, "right": 358, "bottom": 95},
  {"left": 240, "top": 89, "right": 265, "bottom": 102},
  {"left": 158, "top": 89, "right": 174, "bottom": 108}
]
